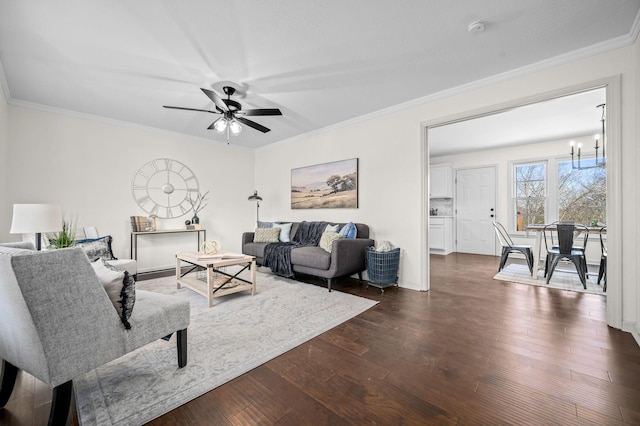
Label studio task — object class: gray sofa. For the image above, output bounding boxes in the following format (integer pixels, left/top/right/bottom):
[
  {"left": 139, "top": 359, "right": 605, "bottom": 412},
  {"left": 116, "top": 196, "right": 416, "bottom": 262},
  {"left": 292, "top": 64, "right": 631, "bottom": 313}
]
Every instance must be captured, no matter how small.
[
  {"left": 242, "top": 222, "right": 374, "bottom": 291},
  {"left": 0, "top": 242, "right": 189, "bottom": 424}
]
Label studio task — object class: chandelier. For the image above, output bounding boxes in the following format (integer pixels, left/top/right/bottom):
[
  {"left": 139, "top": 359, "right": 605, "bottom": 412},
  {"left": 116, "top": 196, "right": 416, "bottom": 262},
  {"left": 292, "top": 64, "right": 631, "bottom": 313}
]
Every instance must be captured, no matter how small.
[{"left": 570, "top": 103, "right": 606, "bottom": 170}]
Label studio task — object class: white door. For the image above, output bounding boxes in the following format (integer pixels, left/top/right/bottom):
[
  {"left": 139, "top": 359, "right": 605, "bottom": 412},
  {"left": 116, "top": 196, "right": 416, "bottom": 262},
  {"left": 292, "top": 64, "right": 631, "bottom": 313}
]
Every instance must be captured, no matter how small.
[{"left": 456, "top": 166, "right": 496, "bottom": 255}]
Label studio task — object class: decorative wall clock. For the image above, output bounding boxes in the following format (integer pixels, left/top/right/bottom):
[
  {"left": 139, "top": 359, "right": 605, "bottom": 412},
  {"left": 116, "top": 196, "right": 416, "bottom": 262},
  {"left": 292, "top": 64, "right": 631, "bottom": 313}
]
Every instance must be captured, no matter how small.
[{"left": 131, "top": 158, "right": 199, "bottom": 219}]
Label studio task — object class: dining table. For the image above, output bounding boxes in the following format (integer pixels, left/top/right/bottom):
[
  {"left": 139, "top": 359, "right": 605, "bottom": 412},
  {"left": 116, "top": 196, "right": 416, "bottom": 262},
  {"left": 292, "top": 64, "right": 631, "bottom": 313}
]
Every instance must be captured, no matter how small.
[{"left": 525, "top": 223, "right": 606, "bottom": 279}]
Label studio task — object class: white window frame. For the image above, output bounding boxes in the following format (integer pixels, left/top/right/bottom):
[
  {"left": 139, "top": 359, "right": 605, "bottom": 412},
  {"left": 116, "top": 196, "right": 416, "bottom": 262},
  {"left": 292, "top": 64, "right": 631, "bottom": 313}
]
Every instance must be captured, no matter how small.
[
  {"left": 510, "top": 153, "right": 604, "bottom": 233},
  {"left": 509, "top": 158, "right": 548, "bottom": 233}
]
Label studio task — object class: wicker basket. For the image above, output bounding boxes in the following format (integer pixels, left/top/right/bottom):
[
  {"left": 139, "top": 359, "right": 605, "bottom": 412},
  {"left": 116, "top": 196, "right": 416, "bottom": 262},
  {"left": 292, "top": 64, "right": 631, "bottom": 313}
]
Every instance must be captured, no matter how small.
[{"left": 366, "top": 247, "right": 400, "bottom": 284}]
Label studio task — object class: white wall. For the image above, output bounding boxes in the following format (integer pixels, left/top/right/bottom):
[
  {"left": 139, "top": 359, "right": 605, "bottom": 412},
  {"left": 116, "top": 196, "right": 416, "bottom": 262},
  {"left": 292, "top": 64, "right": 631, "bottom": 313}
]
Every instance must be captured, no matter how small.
[
  {"left": 0, "top": 83, "right": 9, "bottom": 234},
  {"left": 3, "top": 105, "right": 255, "bottom": 272},
  {"left": 255, "top": 113, "right": 423, "bottom": 289},
  {"left": 254, "top": 44, "right": 638, "bottom": 340}
]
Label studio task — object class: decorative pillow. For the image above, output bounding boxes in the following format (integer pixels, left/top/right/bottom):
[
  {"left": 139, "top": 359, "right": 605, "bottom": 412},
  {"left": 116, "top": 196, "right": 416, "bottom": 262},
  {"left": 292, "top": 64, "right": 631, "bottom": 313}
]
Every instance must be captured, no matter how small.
[
  {"left": 339, "top": 222, "right": 358, "bottom": 239},
  {"left": 118, "top": 271, "right": 136, "bottom": 328},
  {"left": 325, "top": 224, "right": 340, "bottom": 233},
  {"left": 253, "top": 227, "right": 281, "bottom": 243},
  {"left": 257, "top": 221, "right": 274, "bottom": 228},
  {"left": 319, "top": 231, "right": 343, "bottom": 253},
  {"left": 274, "top": 222, "right": 293, "bottom": 242},
  {"left": 92, "top": 259, "right": 136, "bottom": 329},
  {"left": 76, "top": 235, "right": 116, "bottom": 261}
]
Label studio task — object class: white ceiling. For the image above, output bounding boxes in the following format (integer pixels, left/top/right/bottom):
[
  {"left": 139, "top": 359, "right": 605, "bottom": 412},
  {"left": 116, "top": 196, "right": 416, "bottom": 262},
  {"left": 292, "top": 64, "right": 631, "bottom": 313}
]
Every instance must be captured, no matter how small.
[
  {"left": 428, "top": 87, "right": 607, "bottom": 157},
  {"left": 0, "top": 1, "right": 638, "bottom": 150}
]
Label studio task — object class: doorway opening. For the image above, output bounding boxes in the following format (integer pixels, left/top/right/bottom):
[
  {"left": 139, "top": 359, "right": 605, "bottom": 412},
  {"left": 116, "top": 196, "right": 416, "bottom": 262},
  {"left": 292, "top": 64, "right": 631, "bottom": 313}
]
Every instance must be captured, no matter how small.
[{"left": 422, "top": 79, "right": 620, "bottom": 328}]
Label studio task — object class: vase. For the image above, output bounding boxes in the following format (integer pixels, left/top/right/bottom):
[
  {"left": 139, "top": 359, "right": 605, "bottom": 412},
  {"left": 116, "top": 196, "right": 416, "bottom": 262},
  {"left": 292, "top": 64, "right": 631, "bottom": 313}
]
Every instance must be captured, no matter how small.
[{"left": 192, "top": 215, "right": 199, "bottom": 224}]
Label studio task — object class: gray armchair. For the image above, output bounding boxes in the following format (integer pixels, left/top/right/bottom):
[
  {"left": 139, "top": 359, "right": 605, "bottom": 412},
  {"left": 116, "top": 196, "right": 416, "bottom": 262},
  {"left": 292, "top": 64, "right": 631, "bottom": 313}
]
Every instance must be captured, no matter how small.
[{"left": 0, "top": 243, "right": 189, "bottom": 425}]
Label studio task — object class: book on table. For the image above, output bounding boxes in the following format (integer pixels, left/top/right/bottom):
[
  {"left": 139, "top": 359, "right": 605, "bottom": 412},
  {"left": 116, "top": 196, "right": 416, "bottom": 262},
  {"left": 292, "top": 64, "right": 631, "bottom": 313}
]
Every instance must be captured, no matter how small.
[{"left": 130, "top": 216, "right": 153, "bottom": 232}]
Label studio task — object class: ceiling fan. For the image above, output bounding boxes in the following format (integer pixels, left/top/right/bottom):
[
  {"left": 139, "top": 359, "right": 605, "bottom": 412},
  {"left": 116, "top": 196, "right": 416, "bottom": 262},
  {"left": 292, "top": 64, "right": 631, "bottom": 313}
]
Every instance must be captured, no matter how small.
[{"left": 163, "top": 86, "right": 282, "bottom": 140}]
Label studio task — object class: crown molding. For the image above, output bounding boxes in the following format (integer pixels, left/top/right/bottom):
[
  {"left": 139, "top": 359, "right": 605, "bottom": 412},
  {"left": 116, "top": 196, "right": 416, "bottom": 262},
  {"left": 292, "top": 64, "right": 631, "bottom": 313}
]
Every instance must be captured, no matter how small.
[
  {"left": 263, "top": 18, "right": 640, "bottom": 151},
  {"left": 631, "top": 6, "right": 640, "bottom": 43},
  {"left": 0, "top": 60, "right": 10, "bottom": 103}
]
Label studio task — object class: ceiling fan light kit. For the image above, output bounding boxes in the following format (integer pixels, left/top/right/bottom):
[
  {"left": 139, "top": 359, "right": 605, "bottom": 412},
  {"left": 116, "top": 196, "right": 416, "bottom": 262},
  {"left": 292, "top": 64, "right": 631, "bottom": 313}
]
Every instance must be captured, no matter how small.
[
  {"left": 163, "top": 85, "right": 282, "bottom": 144},
  {"left": 229, "top": 120, "right": 242, "bottom": 135},
  {"left": 212, "top": 117, "right": 227, "bottom": 133}
]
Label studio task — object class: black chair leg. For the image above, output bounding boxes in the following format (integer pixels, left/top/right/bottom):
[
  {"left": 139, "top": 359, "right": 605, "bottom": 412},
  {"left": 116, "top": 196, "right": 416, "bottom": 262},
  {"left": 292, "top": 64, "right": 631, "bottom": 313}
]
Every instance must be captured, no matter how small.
[
  {"left": 544, "top": 255, "right": 550, "bottom": 278},
  {"left": 598, "top": 258, "right": 606, "bottom": 285},
  {"left": 546, "top": 257, "right": 560, "bottom": 283},
  {"left": 177, "top": 329, "right": 188, "bottom": 368},
  {"left": 49, "top": 381, "right": 73, "bottom": 426},
  {"left": 498, "top": 248, "right": 509, "bottom": 271},
  {"left": 327, "top": 278, "right": 332, "bottom": 292},
  {"left": 523, "top": 250, "right": 534, "bottom": 275},
  {"left": 582, "top": 257, "right": 589, "bottom": 279},
  {"left": 0, "top": 359, "right": 18, "bottom": 408},
  {"left": 575, "top": 259, "right": 587, "bottom": 289}
]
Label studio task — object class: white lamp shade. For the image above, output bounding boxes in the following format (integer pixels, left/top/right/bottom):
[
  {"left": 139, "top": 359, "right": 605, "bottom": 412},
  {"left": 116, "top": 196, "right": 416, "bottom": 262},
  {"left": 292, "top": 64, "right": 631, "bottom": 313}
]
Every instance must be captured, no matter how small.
[{"left": 10, "top": 204, "right": 63, "bottom": 234}]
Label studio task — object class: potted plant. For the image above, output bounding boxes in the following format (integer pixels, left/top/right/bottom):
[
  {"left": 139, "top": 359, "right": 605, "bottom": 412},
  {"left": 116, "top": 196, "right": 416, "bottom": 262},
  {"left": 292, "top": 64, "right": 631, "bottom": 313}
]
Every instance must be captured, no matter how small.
[{"left": 48, "top": 220, "right": 77, "bottom": 249}]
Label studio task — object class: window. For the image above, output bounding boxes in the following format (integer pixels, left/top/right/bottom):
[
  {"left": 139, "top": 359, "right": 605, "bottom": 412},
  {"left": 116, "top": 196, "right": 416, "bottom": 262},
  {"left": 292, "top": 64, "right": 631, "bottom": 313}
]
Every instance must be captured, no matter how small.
[
  {"left": 514, "top": 162, "right": 546, "bottom": 231},
  {"left": 511, "top": 157, "right": 607, "bottom": 231},
  {"left": 558, "top": 160, "right": 606, "bottom": 225}
]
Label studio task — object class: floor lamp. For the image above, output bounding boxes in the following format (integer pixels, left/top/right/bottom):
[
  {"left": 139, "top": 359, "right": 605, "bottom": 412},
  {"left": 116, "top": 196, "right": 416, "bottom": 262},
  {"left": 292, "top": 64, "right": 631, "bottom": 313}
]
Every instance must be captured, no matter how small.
[
  {"left": 247, "top": 190, "right": 262, "bottom": 226},
  {"left": 10, "top": 204, "right": 63, "bottom": 250}
]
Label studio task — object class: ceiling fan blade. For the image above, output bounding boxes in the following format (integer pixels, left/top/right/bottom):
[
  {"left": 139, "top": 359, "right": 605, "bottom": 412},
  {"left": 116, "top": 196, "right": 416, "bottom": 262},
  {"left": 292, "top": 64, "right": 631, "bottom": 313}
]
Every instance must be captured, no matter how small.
[
  {"left": 163, "top": 105, "right": 218, "bottom": 114},
  {"left": 236, "top": 116, "right": 271, "bottom": 133},
  {"left": 201, "top": 88, "right": 229, "bottom": 112},
  {"left": 241, "top": 108, "right": 283, "bottom": 116}
]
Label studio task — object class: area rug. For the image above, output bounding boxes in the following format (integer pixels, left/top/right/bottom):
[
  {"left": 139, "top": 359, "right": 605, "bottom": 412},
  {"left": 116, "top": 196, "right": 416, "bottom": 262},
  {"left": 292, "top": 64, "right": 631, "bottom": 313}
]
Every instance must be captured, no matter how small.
[
  {"left": 493, "top": 262, "right": 605, "bottom": 295},
  {"left": 74, "top": 269, "right": 378, "bottom": 425}
]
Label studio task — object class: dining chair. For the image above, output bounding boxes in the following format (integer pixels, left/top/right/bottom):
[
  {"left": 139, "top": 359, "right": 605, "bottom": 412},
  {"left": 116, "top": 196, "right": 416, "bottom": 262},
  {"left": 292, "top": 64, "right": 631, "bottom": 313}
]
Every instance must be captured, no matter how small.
[
  {"left": 544, "top": 223, "right": 589, "bottom": 288},
  {"left": 492, "top": 221, "right": 533, "bottom": 274},
  {"left": 598, "top": 226, "right": 607, "bottom": 291},
  {"left": 542, "top": 221, "right": 590, "bottom": 274}
]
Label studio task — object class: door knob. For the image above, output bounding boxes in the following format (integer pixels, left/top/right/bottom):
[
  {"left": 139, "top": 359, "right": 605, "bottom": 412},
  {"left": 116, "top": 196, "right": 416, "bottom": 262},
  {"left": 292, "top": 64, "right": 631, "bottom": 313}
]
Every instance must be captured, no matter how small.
[
  {"left": 490, "top": 208, "right": 494, "bottom": 211},
  {"left": 490, "top": 214, "right": 494, "bottom": 217}
]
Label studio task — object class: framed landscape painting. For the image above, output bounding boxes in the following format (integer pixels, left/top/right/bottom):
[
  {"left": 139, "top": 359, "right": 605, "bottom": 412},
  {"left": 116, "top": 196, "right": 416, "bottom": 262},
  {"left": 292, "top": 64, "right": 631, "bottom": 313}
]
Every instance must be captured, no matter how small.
[{"left": 291, "top": 158, "right": 358, "bottom": 209}]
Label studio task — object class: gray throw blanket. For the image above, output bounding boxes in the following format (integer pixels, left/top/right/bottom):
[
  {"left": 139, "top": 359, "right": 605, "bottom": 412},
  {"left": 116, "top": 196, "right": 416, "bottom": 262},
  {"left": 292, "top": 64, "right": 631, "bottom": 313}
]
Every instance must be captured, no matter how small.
[{"left": 263, "top": 221, "right": 328, "bottom": 277}]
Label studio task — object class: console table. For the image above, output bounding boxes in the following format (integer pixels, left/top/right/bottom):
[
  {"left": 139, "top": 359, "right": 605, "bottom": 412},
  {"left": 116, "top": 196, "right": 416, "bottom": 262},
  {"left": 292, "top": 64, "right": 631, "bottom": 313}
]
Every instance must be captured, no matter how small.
[{"left": 130, "top": 228, "right": 207, "bottom": 263}]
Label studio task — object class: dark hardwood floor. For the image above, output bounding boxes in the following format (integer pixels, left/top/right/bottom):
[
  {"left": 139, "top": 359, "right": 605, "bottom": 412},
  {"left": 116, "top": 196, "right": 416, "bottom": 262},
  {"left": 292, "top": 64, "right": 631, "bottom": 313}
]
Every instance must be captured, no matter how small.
[{"left": 3, "top": 253, "right": 640, "bottom": 425}]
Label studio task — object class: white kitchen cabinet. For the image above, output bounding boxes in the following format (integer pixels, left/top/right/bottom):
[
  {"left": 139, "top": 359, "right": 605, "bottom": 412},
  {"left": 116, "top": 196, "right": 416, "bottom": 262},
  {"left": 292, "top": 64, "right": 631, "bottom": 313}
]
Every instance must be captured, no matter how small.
[
  {"left": 429, "top": 165, "right": 453, "bottom": 198},
  {"left": 429, "top": 217, "right": 454, "bottom": 254}
]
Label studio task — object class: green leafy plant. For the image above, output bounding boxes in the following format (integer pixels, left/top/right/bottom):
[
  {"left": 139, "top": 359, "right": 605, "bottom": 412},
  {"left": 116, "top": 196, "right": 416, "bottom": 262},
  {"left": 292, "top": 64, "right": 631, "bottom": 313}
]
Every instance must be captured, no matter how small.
[{"left": 48, "top": 220, "right": 77, "bottom": 249}]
